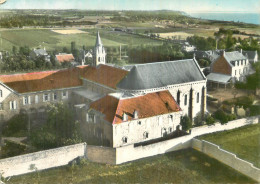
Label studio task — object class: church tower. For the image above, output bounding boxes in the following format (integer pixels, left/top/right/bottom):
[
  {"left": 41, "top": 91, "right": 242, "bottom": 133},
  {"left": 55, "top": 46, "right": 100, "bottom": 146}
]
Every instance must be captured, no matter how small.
[{"left": 93, "top": 31, "right": 106, "bottom": 67}]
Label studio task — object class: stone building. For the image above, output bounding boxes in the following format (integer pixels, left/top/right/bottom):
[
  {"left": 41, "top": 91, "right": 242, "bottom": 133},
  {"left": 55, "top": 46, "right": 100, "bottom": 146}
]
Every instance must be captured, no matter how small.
[
  {"left": 0, "top": 31, "right": 207, "bottom": 148},
  {"left": 29, "top": 48, "right": 50, "bottom": 62}
]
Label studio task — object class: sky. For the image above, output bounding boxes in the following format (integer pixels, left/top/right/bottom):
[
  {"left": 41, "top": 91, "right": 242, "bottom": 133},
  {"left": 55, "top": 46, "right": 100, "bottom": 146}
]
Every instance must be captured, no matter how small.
[{"left": 0, "top": 0, "right": 259, "bottom": 13}]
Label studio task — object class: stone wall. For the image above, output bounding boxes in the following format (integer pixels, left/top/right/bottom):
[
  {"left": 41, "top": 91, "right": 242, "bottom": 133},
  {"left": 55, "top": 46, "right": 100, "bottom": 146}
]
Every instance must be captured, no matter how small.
[
  {"left": 0, "top": 143, "right": 86, "bottom": 178},
  {"left": 87, "top": 145, "right": 116, "bottom": 165},
  {"left": 192, "top": 139, "right": 260, "bottom": 182}
]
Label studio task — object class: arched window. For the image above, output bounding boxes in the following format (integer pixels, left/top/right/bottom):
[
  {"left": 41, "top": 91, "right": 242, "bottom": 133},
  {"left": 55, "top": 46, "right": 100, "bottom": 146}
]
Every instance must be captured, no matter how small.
[
  {"left": 98, "top": 57, "right": 100, "bottom": 62},
  {"left": 184, "top": 94, "right": 187, "bottom": 106},
  {"left": 197, "top": 93, "right": 199, "bottom": 103}
]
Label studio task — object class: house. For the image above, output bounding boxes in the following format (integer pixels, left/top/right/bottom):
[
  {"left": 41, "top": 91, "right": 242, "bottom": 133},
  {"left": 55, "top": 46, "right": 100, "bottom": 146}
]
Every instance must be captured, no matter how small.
[
  {"left": 0, "top": 31, "right": 207, "bottom": 148},
  {"left": 182, "top": 42, "right": 196, "bottom": 52},
  {"left": 29, "top": 48, "right": 50, "bottom": 62},
  {"left": 207, "top": 51, "right": 250, "bottom": 87},
  {"left": 55, "top": 53, "right": 75, "bottom": 65},
  {"left": 79, "top": 50, "right": 93, "bottom": 65}
]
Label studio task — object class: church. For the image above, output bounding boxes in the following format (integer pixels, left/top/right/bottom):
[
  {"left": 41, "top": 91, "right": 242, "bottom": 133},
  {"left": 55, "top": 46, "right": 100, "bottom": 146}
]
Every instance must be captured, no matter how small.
[{"left": 0, "top": 32, "right": 207, "bottom": 147}]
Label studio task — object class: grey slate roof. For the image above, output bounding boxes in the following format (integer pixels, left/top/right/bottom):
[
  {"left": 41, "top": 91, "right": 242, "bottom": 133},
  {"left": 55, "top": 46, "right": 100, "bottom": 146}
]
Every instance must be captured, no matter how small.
[
  {"left": 242, "top": 51, "right": 257, "bottom": 60},
  {"left": 207, "top": 73, "right": 231, "bottom": 84},
  {"left": 117, "top": 59, "right": 206, "bottom": 90},
  {"left": 224, "top": 51, "right": 247, "bottom": 65}
]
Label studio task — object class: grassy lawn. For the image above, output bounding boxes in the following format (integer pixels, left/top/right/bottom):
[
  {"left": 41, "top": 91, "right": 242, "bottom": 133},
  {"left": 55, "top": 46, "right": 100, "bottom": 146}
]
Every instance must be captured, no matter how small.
[
  {"left": 0, "top": 28, "right": 163, "bottom": 52},
  {"left": 6, "top": 149, "right": 254, "bottom": 184},
  {"left": 199, "top": 123, "right": 260, "bottom": 168}
]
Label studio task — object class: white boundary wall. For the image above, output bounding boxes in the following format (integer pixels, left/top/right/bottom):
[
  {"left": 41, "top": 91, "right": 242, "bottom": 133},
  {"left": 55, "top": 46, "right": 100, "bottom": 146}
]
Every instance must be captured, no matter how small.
[
  {"left": 0, "top": 143, "right": 86, "bottom": 178},
  {"left": 116, "top": 116, "right": 259, "bottom": 164},
  {"left": 192, "top": 139, "right": 260, "bottom": 182}
]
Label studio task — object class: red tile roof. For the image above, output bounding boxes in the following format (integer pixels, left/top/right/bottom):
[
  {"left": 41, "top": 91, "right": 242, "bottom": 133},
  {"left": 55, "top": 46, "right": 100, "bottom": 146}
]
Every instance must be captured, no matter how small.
[
  {"left": 0, "top": 66, "right": 89, "bottom": 93},
  {"left": 80, "top": 64, "right": 129, "bottom": 89},
  {"left": 56, "top": 54, "right": 75, "bottom": 63},
  {"left": 90, "top": 90, "right": 181, "bottom": 124}
]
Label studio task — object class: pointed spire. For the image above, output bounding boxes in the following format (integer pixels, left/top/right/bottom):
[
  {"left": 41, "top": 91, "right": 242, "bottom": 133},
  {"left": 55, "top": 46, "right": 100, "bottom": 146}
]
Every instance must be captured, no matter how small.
[{"left": 95, "top": 31, "right": 102, "bottom": 47}]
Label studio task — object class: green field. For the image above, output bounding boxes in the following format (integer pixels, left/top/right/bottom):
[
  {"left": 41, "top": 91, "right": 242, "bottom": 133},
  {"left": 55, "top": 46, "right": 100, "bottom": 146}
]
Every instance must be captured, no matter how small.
[
  {"left": 0, "top": 28, "right": 163, "bottom": 52},
  {"left": 6, "top": 149, "right": 254, "bottom": 184},
  {"left": 199, "top": 123, "right": 260, "bottom": 168}
]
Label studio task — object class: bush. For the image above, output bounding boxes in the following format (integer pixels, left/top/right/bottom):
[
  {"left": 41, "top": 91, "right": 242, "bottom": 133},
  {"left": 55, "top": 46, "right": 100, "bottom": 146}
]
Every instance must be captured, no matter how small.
[
  {"left": 194, "top": 113, "right": 204, "bottom": 127},
  {"left": 213, "top": 109, "right": 229, "bottom": 124},
  {"left": 180, "top": 115, "right": 192, "bottom": 131},
  {"left": 205, "top": 114, "right": 215, "bottom": 125},
  {"left": 3, "top": 113, "right": 28, "bottom": 137},
  {"left": 1, "top": 140, "right": 26, "bottom": 158},
  {"left": 249, "top": 105, "right": 260, "bottom": 116}
]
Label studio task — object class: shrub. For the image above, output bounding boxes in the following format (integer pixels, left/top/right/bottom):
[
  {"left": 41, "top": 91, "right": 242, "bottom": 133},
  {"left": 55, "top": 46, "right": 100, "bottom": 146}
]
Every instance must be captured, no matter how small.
[
  {"left": 180, "top": 115, "right": 192, "bottom": 131},
  {"left": 249, "top": 105, "right": 260, "bottom": 116},
  {"left": 194, "top": 113, "right": 204, "bottom": 127},
  {"left": 213, "top": 109, "right": 228, "bottom": 124},
  {"left": 1, "top": 140, "right": 26, "bottom": 158},
  {"left": 205, "top": 114, "right": 215, "bottom": 125}
]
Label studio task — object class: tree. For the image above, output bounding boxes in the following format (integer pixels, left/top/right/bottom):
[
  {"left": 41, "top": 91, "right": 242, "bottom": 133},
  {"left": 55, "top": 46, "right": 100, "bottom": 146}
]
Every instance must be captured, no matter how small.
[
  {"left": 71, "top": 41, "right": 76, "bottom": 53},
  {"left": 30, "top": 102, "right": 82, "bottom": 149},
  {"left": 12, "top": 46, "right": 17, "bottom": 55},
  {"left": 180, "top": 115, "right": 192, "bottom": 131},
  {"left": 214, "top": 109, "right": 228, "bottom": 124}
]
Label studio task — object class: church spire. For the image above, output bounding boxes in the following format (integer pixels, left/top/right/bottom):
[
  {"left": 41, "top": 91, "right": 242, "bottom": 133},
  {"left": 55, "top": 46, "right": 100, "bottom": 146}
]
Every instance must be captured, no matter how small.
[
  {"left": 95, "top": 31, "right": 102, "bottom": 47},
  {"left": 93, "top": 31, "right": 106, "bottom": 67}
]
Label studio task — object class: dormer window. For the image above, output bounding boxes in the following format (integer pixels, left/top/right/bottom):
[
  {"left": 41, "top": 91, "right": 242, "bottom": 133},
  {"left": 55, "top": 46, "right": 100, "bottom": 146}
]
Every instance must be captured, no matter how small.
[
  {"left": 237, "top": 61, "right": 240, "bottom": 66},
  {"left": 122, "top": 112, "right": 128, "bottom": 121},
  {"left": 143, "top": 132, "right": 149, "bottom": 139},
  {"left": 133, "top": 110, "right": 138, "bottom": 119}
]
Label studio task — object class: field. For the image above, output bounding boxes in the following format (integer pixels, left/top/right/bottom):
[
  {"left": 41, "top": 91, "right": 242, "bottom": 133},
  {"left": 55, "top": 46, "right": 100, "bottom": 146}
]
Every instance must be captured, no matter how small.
[
  {"left": 51, "top": 29, "right": 88, "bottom": 35},
  {"left": 6, "top": 149, "right": 254, "bottom": 184},
  {"left": 0, "top": 28, "right": 163, "bottom": 52},
  {"left": 199, "top": 123, "right": 260, "bottom": 168},
  {"left": 158, "top": 32, "right": 194, "bottom": 39}
]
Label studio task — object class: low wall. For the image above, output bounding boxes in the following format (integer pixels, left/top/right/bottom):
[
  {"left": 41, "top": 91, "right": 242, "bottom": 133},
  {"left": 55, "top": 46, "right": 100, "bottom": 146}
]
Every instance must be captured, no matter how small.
[
  {"left": 192, "top": 139, "right": 260, "bottom": 182},
  {"left": 87, "top": 145, "right": 116, "bottom": 165},
  {"left": 0, "top": 143, "right": 86, "bottom": 178},
  {"left": 116, "top": 135, "right": 192, "bottom": 164},
  {"left": 116, "top": 116, "right": 259, "bottom": 164}
]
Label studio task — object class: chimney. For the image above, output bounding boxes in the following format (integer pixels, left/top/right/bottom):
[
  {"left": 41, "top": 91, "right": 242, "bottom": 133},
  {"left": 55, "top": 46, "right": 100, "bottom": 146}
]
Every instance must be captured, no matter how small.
[
  {"left": 122, "top": 112, "right": 128, "bottom": 121},
  {"left": 240, "top": 48, "right": 243, "bottom": 53},
  {"left": 133, "top": 110, "right": 138, "bottom": 119},
  {"left": 222, "top": 50, "right": 225, "bottom": 56},
  {"left": 193, "top": 53, "right": 196, "bottom": 59}
]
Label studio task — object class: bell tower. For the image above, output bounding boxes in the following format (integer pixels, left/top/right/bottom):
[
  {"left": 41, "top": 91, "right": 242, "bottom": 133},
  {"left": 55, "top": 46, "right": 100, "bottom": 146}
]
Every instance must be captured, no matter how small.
[{"left": 93, "top": 31, "right": 106, "bottom": 67}]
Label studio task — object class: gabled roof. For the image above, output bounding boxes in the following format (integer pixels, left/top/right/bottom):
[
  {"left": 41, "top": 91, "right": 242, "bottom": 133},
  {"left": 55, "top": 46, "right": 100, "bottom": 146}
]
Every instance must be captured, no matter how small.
[
  {"left": 0, "top": 66, "right": 89, "bottom": 93},
  {"left": 224, "top": 51, "right": 247, "bottom": 65},
  {"left": 56, "top": 54, "right": 75, "bottom": 63},
  {"left": 90, "top": 90, "right": 181, "bottom": 124},
  {"left": 81, "top": 64, "right": 129, "bottom": 89},
  {"left": 117, "top": 59, "right": 206, "bottom": 91}
]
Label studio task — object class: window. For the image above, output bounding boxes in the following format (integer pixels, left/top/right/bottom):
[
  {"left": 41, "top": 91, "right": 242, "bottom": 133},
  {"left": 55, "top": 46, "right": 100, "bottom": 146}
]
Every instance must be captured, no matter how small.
[
  {"left": 62, "top": 91, "right": 68, "bottom": 99},
  {"left": 43, "top": 94, "right": 49, "bottom": 102},
  {"left": 184, "top": 95, "right": 187, "bottom": 106},
  {"left": 9, "top": 101, "right": 17, "bottom": 110},
  {"left": 122, "top": 137, "right": 128, "bottom": 144},
  {"left": 169, "top": 127, "right": 173, "bottom": 133},
  {"left": 177, "top": 90, "right": 180, "bottom": 105},
  {"left": 235, "top": 70, "right": 237, "bottom": 75},
  {"left": 138, "top": 121, "right": 142, "bottom": 125},
  {"left": 88, "top": 113, "right": 95, "bottom": 123},
  {"left": 241, "top": 60, "right": 243, "bottom": 65},
  {"left": 197, "top": 93, "right": 199, "bottom": 103},
  {"left": 35, "top": 95, "right": 39, "bottom": 104},
  {"left": 23, "top": 96, "right": 30, "bottom": 105},
  {"left": 238, "top": 61, "right": 240, "bottom": 66},
  {"left": 0, "top": 103, "right": 3, "bottom": 110},
  {"left": 0, "top": 90, "right": 2, "bottom": 97},
  {"left": 143, "top": 132, "right": 149, "bottom": 139},
  {"left": 53, "top": 92, "right": 57, "bottom": 100}
]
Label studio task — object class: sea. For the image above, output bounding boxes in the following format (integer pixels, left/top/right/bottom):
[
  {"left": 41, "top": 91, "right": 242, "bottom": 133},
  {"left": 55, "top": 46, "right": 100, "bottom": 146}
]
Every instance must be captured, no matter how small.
[{"left": 188, "top": 12, "right": 260, "bottom": 25}]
